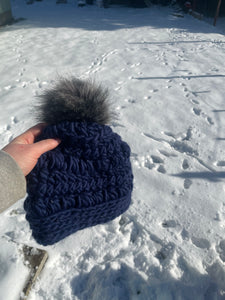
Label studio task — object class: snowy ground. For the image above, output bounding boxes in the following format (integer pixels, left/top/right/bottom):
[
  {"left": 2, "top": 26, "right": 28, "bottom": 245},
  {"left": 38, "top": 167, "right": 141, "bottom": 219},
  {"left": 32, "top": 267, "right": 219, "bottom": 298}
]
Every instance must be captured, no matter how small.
[{"left": 1, "top": 1, "right": 225, "bottom": 299}]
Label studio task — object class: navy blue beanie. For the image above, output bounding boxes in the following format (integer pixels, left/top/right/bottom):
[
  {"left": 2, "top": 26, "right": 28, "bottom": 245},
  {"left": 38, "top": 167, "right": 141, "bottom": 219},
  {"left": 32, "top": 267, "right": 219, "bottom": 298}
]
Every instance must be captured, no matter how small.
[{"left": 24, "top": 78, "right": 133, "bottom": 246}]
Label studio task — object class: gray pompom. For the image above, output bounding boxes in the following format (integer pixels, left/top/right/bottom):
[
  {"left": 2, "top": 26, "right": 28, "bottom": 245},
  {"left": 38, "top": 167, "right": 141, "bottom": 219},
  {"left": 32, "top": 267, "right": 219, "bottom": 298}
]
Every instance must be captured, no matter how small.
[{"left": 37, "top": 77, "right": 112, "bottom": 125}]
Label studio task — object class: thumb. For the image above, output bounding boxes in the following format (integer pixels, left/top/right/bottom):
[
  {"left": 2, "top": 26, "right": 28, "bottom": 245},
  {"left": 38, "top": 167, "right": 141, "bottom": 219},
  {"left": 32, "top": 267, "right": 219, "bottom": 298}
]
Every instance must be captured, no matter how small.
[{"left": 31, "top": 138, "right": 61, "bottom": 158}]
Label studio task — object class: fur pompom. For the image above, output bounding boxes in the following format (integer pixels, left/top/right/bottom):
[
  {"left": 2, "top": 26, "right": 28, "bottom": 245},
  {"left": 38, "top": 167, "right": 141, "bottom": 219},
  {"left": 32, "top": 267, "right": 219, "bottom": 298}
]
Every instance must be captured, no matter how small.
[{"left": 37, "top": 77, "right": 112, "bottom": 125}]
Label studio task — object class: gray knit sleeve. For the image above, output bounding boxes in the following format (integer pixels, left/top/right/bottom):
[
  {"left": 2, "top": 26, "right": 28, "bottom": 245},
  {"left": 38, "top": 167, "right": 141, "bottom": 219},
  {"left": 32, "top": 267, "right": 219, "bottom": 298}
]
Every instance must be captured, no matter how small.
[{"left": 0, "top": 150, "right": 26, "bottom": 213}]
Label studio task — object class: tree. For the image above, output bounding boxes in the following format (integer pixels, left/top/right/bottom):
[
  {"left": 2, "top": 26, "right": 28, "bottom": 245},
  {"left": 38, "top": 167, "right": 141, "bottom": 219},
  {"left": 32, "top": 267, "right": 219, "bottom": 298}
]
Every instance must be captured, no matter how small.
[{"left": 0, "top": 0, "right": 13, "bottom": 26}]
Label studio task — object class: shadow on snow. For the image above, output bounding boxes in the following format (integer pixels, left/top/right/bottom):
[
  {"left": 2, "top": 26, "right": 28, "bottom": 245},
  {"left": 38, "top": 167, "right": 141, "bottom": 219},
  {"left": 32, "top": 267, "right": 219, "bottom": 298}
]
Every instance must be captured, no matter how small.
[
  {"left": 172, "top": 171, "right": 225, "bottom": 182},
  {"left": 70, "top": 261, "right": 225, "bottom": 300}
]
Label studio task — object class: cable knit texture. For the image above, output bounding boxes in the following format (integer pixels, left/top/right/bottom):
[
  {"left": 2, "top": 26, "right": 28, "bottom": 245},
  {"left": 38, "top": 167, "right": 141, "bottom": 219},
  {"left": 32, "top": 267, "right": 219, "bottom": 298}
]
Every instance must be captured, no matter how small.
[{"left": 24, "top": 121, "right": 133, "bottom": 245}]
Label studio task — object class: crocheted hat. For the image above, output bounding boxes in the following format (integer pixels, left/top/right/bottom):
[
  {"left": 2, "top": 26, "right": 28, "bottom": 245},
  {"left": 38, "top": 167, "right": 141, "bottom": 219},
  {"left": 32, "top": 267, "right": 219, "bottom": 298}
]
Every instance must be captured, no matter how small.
[{"left": 24, "top": 78, "right": 133, "bottom": 246}]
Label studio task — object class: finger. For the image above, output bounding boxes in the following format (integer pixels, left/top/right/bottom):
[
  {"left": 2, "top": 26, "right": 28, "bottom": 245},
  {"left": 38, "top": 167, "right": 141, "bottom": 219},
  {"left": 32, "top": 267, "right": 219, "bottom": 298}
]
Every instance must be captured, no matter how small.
[
  {"left": 16, "top": 123, "right": 47, "bottom": 144},
  {"left": 30, "top": 138, "right": 61, "bottom": 158}
]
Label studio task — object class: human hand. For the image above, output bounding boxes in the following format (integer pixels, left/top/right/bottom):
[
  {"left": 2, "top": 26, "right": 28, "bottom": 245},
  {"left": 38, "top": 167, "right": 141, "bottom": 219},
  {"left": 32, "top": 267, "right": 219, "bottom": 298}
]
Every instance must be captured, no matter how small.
[{"left": 2, "top": 123, "right": 60, "bottom": 176}]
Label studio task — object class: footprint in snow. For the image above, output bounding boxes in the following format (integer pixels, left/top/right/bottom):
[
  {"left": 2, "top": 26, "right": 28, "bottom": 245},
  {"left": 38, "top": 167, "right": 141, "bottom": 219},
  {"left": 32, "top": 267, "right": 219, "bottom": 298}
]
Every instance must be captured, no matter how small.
[
  {"left": 157, "top": 165, "right": 166, "bottom": 174},
  {"left": 144, "top": 158, "right": 155, "bottom": 170},
  {"left": 151, "top": 155, "right": 164, "bottom": 164},
  {"left": 216, "top": 161, "right": 225, "bottom": 167},
  {"left": 6, "top": 116, "right": 20, "bottom": 131},
  {"left": 162, "top": 220, "right": 177, "bottom": 228},
  {"left": 119, "top": 216, "right": 142, "bottom": 244},
  {"left": 155, "top": 242, "right": 175, "bottom": 262},
  {"left": 183, "top": 178, "right": 192, "bottom": 189},
  {"left": 191, "top": 236, "right": 211, "bottom": 250},
  {"left": 191, "top": 99, "right": 200, "bottom": 105},
  {"left": 193, "top": 108, "right": 214, "bottom": 125},
  {"left": 159, "top": 149, "right": 177, "bottom": 158},
  {"left": 9, "top": 208, "right": 24, "bottom": 216},
  {"left": 143, "top": 95, "right": 151, "bottom": 100},
  {"left": 111, "top": 122, "right": 125, "bottom": 128},
  {"left": 182, "top": 159, "right": 189, "bottom": 170},
  {"left": 4, "top": 231, "right": 16, "bottom": 240},
  {"left": 216, "top": 240, "right": 225, "bottom": 262},
  {"left": 193, "top": 107, "right": 201, "bottom": 116},
  {"left": 143, "top": 155, "right": 166, "bottom": 174},
  {"left": 38, "top": 81, "right": 48, "bottom": 89},
  {"left": 125, "top": 98, "right": 136, "bottom": 104},
  {"left": 4, "top": 85, "right": 16, "bottom": 91},
  {"left": 163, "top": 131, "right": 177, "bottom": 139},
  {"left": 149, "top": 89, "right": 159, "bottom": 93},
  {"left": 11, "top": 116, "right": 19, "bottom": 124},
  {"left": 181, "top": 228, "right": 190, "bottom": 240},
  {"left": 206, "top": 116, "right": 214, "bottom": 125},
  {"left": 114, "top": 86, "right": 121, "bottom": 91}
]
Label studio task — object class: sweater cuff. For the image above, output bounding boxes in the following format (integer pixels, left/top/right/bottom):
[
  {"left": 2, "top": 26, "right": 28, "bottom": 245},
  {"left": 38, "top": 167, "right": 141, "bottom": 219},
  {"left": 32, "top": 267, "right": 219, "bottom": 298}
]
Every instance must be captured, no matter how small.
[{"left": 0, "top": 150, "right": 26, "bottom": 213}]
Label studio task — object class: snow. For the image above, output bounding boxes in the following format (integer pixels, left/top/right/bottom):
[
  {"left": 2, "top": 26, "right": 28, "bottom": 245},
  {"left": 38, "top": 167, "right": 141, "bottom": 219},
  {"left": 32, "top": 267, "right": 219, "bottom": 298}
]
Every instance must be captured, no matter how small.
[
  {"left": 0, "top": 237, "right": 30, "bottom": 300},
  {"left": 1, "top": 1, "right": 225, "bottom": 299}
]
